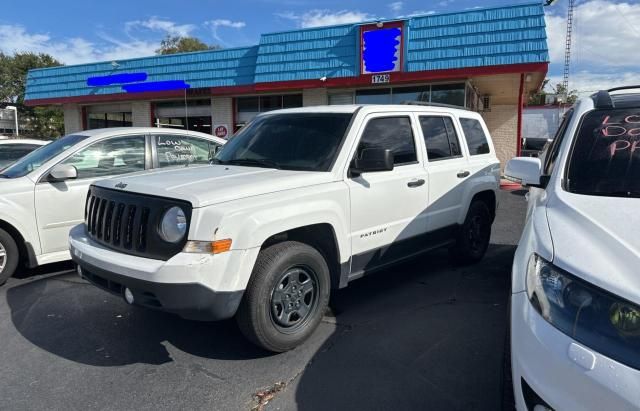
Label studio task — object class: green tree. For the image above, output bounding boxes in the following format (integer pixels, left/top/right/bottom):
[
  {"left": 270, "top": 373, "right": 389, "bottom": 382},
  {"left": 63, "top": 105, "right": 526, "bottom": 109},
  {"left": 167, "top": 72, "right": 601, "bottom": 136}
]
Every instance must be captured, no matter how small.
[
  {"left": 155, "top": 36, "right": 220, "bottom": 55},
  {"left": 0, "top": 52, "right": 64, "bottom": 137},
  {"left": 528, "top": 79, "right": 578, "bottom": 106}
]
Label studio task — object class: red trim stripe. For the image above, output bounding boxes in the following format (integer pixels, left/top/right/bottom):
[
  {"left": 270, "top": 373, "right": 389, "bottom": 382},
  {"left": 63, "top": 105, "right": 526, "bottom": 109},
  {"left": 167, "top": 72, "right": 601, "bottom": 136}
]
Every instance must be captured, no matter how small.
[{"left": 25, "top": 62, "right": 548, "bottom": 106}]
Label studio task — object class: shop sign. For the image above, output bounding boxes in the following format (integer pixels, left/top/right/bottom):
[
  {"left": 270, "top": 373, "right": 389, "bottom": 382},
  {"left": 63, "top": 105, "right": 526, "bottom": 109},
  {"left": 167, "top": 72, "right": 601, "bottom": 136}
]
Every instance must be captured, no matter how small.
[{"left": 214, "top": 124, "right": 229, "bottom": 138}]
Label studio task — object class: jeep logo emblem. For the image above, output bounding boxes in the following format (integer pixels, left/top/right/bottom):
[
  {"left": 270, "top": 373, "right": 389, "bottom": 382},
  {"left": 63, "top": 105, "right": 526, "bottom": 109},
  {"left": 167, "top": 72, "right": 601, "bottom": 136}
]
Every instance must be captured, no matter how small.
[{"left": 115, "top": 182, "right": 128, "bottom": 189}]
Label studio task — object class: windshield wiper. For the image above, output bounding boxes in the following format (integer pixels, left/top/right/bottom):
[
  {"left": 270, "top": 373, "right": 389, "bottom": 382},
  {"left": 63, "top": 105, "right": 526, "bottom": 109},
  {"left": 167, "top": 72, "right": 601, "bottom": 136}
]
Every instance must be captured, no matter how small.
[{"left": 222, "top": 158, "right": 281, "bottom": 169}]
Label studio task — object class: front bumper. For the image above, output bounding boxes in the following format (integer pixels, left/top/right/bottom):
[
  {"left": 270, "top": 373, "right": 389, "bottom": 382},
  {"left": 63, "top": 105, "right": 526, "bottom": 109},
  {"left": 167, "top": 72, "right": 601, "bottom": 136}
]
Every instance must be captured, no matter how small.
[
  {"left": 511, "top": 291, "right": 640, "bottom": 411},
  {"left": 69, "top": 225, "right": 244, "bottom": 321}
]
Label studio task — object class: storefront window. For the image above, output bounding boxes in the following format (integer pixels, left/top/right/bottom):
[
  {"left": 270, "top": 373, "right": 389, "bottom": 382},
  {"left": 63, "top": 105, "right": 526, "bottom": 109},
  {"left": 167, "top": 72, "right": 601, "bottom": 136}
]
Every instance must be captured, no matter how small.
[
  {"left": 154, "top": 99, "right": 212, "bottom": 134},
  {"left": 431, "top": 83, "right": 465, "bottom": 107},
  {"left": 87, "top": 112, "right": 132, "bottom": 129},
  {"left": 355, "top": 88, "right": 391, "bottom": 104},
  {"left": 391, "top": 86, "right": 430, "bottom": 104},
  {"left": 235, "top": 94, "right": 303, "bottom": 130}
]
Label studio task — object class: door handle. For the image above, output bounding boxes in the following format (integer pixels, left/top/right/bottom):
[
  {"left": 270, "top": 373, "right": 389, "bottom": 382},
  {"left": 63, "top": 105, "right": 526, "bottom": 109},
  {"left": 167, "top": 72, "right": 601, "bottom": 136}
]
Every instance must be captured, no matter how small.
[
  {"left": 407, "top": 179, "right": 425, "bottom": 188},
  {"left": 457, "top": 170, "right": 471, "bottom": 178}
]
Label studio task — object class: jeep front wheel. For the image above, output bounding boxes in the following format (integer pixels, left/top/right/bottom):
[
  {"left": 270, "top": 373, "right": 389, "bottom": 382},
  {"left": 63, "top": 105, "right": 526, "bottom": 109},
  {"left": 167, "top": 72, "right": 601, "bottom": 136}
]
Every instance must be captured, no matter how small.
[{"left": 236, "top": 241, "right": 330, "bottom": 352}]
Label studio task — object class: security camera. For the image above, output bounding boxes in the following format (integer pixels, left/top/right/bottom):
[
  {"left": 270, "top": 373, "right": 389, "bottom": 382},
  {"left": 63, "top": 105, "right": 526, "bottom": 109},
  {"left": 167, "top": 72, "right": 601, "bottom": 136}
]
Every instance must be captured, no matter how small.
[
  {"left": 319, "top": 76, "right": 327, "bottom": 82},
  {"left": 111, "top": 61, "right": 120, "bottom": 68}
]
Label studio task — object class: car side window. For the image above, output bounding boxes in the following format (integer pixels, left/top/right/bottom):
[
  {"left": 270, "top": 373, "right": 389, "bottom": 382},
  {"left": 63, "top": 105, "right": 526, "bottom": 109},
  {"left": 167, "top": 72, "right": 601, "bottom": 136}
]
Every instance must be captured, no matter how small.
[
  {"left": 59, "top": 135, "right": 145, "bottom": 179},
  {"left": 460, "top": 118, "right": 490, "bottom": 155},
  {"left": 155, "top": 135, "right": 219, "bottom": 168},
  {"left": 357, "top": 116, "right": 417, "bottom": 165},
  {"left": 543, "top": 109, "right": 574, "bottom": 176},
  {"left": 419, "top": 116, "right": 462, "bottom": 161}
]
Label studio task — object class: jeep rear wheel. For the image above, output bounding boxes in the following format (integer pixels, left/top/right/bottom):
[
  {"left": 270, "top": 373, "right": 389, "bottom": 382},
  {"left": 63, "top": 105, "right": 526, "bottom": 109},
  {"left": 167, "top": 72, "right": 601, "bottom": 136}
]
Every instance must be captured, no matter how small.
[
  {"left": 0, "top": 228, "right": 19, "bottom": 286},
  {"left": 236, "top": 241, "right": 330, "bottom": 352},
  {"left": 451, "top": 200, "right": 492, "bottom": 264}
]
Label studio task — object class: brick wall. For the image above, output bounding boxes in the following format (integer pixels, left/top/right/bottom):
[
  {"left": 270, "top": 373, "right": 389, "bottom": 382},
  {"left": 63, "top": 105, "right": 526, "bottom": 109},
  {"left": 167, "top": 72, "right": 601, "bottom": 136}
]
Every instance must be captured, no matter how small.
[
  {"left": 131, "top": 101, "right": 151, "bottom": 127},
  {"left": 63, "top": 104, "right": 82, "bottom": 134},
  {"left": 212, "top": 96, "right": 233, "bottom": 134},
  {"left": 303, "top": 88, "right": 328, "bottom": 106},
  {"left": 480, "top": 104, "right": 518, "bottom": 172}
]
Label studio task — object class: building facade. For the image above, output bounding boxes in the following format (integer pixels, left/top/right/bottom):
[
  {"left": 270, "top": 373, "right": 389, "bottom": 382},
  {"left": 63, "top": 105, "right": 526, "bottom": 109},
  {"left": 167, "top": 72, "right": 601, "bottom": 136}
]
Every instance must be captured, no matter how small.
[{"left": 24, "top": 2, "right": 549, "bottom": 168}]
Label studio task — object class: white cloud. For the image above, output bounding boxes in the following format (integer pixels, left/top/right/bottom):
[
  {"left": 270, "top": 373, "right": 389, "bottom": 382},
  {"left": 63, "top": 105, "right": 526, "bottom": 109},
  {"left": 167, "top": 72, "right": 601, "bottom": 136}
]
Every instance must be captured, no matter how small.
[
  {"left": 546, "top": 0, "right": 640, "bottom": 67},
  {"left": 0, "top": 24, "right": 158, "bottom": 64},
  {"left": 545, "top": 0, "right": 640, "bottom": 94},
  {"left": 208, "top": 19, "right": 246, "bottom": 29},
  {"left": 125, "top": 17, "right": 195, "bottom": 37},
  {"left": 205, "top": 19, "right": 246, "bottom": 45},
  {"left": 277, "top": 10, "right": 375, "bottom": 28},
  {"left": 389, "top": 2, "right": 403, "bottom": 13}
]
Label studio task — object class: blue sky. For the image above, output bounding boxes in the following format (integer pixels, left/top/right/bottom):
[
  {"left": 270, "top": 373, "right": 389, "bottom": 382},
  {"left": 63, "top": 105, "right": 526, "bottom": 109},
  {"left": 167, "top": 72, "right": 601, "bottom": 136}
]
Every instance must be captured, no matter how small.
[{"left": 2, "top": 0, "right": 639, "bottom": 94}]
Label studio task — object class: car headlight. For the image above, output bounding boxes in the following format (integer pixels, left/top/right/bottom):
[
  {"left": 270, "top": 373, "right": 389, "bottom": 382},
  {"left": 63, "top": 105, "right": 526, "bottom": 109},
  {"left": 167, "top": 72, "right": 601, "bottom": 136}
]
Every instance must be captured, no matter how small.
[
  {"left": 527, "top": 254, "right": 640, "bottom": 369},
  {"left": 158, "top": 206, "right": 187, "bottom": 243}
]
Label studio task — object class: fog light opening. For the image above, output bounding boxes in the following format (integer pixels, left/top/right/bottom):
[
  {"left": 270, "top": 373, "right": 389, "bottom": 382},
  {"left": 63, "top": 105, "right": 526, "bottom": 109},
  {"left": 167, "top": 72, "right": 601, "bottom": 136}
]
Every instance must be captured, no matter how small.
[{"left": 124, "top": 288, "right": 135, "bottom": 305}]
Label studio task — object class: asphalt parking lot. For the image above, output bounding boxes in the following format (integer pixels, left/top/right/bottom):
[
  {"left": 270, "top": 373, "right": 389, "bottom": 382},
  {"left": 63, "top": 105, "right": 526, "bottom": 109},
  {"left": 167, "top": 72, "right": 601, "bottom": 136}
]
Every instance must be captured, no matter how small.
[{"left": 0, "top": 189, "right": 527, "bottom": 411}]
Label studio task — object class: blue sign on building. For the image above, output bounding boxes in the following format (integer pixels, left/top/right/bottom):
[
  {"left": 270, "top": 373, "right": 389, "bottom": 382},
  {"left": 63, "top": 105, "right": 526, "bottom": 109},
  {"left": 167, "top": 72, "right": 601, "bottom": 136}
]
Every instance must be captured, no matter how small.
[{"left": 362, "top": 27, "right": 402, "bottom": 74}]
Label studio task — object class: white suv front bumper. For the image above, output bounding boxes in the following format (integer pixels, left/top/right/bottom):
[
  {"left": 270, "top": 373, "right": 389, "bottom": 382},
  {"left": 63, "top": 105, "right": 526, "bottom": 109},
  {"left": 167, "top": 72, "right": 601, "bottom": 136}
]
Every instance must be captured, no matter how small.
[{"left": 68, "top": 224, "right": 247, "bottom": 321}]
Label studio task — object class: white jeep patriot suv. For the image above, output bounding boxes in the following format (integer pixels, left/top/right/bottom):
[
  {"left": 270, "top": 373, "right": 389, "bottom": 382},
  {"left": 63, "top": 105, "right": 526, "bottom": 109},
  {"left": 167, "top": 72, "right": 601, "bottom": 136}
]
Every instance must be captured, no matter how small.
[{"left": 70, "top": 104, "right": 500, "bottom": 351}]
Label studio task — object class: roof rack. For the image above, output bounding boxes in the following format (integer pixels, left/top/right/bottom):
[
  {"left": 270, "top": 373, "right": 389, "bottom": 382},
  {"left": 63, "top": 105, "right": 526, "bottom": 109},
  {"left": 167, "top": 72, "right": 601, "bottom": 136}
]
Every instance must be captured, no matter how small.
[
  {"left": 607, "top": 85, "right": 640, "bottom": 93},
  {"left": 401, "top": 101, "right": 471, "bottom": 111},
  {"left": 592, "top": 86, "right": 640, "bottom": 109}
]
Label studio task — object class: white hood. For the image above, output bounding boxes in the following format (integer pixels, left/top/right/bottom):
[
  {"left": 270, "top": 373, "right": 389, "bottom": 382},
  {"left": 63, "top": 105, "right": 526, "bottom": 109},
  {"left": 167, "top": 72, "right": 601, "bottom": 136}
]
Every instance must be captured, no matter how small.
[
  {"left": 94, "top": 164, "right": 336, "bottom": 208},
  {"left": 547, "top": 191, "right": 640, "bottom": 303}
]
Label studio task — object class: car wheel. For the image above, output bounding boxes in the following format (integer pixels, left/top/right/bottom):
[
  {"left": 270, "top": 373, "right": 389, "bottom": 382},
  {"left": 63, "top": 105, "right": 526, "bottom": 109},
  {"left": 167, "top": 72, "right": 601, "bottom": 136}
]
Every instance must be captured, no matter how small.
[
  {"left": 451, "top": 200, "right": 492, "bottom": 264},
  {"left": 236, "top": 241, "right": 330, "bottom": 352},
  {"left": 0, "top": 228, "right": 19, "bottom": 286}
]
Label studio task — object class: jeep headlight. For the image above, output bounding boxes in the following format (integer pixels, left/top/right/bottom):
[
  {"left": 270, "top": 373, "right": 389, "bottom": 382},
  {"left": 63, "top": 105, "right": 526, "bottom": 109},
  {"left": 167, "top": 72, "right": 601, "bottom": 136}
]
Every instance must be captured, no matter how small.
[
  {"left": 527, "top": 254, "right": 640, "bottom": 369},
  {"left": 159, "top": 206, "right": 187, "bottom": 243}
]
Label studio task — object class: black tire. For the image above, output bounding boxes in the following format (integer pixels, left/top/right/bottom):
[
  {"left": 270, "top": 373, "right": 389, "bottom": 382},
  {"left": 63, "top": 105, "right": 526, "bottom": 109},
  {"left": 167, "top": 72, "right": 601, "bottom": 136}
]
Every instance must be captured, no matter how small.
[
  {"left": 0, "top": 228, "right": 19, "bottom": 286},
  {"left": 236, "top": 241, "right": 331, "bottom": 352},
  {"left": 450, "top": 200, "right": 492, "bottom": 264}
]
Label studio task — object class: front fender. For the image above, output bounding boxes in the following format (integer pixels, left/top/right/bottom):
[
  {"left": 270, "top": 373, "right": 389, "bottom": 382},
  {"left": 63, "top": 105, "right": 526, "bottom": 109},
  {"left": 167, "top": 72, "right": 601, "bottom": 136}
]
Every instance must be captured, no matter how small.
[{"left": 0, "top": 189, "right": 40, "bottom": 256}]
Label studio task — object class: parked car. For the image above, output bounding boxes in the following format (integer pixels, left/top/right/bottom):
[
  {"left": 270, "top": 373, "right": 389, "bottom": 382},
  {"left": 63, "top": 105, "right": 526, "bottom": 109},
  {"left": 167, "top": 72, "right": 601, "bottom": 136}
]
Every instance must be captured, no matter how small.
[
  {"left": 505, "top": 86, "right": 640, "bottom": 410},
  {"left": 0, "top": 128, "right": 225, "bottom": 285},
  {"left": 0, "top": 138, "right": 50, "bottom": 169},
  {"left": 70, "top": 104, "right": 501, "bottom": 352}
]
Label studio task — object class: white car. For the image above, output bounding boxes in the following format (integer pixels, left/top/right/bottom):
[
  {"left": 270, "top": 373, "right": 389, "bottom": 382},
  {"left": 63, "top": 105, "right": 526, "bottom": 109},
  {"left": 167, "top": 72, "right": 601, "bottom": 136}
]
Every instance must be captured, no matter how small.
[
  {"left": 0, "top": 128, "right": 225, "bottom": 284},
  {"left": 0, "top": 138, "right": 50, "bottom": 169},
  {"left": 70, "top": 104, "right": 501, "bottom": 351},
  {"left": 505, "top": 86, "right": 640, "bottom": 410}
]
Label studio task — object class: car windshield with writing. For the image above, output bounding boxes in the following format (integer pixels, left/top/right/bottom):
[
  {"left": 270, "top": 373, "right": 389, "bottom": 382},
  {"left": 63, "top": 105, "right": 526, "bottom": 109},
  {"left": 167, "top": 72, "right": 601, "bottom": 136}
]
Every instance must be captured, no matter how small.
[
  {"left": 0, "top": 134, "right": 89, "bottom": 178},
  {"left": 214, "top": 113, "right": 354, "bottom": 171},
  {"left": 566, "top": 109, "right": 640, "bottom": 197}
]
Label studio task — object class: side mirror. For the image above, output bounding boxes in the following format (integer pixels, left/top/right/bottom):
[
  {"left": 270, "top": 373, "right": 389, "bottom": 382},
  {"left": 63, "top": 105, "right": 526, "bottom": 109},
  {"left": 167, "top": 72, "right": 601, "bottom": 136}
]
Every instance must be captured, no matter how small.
[
  {"left": 352, "top": 148, "right": 394, "bottom": 175},
  {"left": 505, "top": 157, "right": 543, "bottom": 187},
  {"left": 48, "top": 164, "right": 78, "bottom": 182}
]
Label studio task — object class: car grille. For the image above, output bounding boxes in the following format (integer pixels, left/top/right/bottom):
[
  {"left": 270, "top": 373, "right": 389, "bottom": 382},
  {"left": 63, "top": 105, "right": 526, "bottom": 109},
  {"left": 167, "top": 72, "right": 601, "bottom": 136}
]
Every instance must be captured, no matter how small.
[{"left": 85, "top": 185, "right": 192, "bottom": 261}]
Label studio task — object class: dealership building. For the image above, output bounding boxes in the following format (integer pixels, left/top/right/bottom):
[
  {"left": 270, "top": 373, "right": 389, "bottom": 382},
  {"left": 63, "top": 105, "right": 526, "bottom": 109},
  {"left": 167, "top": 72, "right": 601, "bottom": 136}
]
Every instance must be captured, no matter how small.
[{"left": 24, "top": 2, "right": 549, "bottom": 168}]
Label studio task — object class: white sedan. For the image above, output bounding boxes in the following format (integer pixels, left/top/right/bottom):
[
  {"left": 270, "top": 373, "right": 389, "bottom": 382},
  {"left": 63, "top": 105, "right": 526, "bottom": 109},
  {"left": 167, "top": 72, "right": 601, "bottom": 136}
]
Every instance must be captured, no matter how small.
[
  {"left": 0, "top": 138, "right": 50, "bottom": 169},
  {"left": 0, "top": 127, "right": 225, "bottom": 284},
  {"left": 506, "top": 86, "right": 640, "bottom": 410}
]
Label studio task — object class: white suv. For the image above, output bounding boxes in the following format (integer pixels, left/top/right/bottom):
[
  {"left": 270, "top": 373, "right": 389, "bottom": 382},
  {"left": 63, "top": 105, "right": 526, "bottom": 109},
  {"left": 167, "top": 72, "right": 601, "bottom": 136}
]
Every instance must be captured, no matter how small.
[
  {"left": 0, "top": 128, "right": 225, "bottom": 284},
  {"left": 506, "top": 87, "right": 640, "bottom": 410},
  {"left": 70, "top": 104, "right": 501, "bottom": 352}
]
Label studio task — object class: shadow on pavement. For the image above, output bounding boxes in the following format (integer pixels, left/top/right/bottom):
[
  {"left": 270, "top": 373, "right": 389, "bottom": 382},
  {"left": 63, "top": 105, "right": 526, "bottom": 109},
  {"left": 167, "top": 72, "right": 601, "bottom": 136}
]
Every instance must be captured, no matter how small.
[
  {"left": 6, "top": 273, "right": 269, "bottom": 366},
  {"left": 285, "top": 244, "right": 516, "bottom": 411}
]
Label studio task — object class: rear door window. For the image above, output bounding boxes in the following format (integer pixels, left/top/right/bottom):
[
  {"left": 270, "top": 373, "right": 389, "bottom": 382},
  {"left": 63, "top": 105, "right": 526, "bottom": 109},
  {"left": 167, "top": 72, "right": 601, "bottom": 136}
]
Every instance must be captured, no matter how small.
[
  {"left": 155, "top": 135, "right": 220, "bottom": 168},
  {"left": 460, "top": 118, "right": 490, "bottom": 155},
  {"left": 566, "top": 108, "right": 640, "bottom": 197},
  {"left": 357, "top": 117, "right": 417, "bottom": 165},
  {"left": 419, "top": 116, "right": 462, "bottom": 161}
]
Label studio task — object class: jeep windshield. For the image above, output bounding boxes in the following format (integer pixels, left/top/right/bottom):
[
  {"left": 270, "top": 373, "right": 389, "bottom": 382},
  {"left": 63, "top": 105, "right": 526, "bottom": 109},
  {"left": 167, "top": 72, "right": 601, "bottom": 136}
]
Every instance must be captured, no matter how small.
[
  {"left": 566, "top": 108, "right": 640, "bottom": 197},
  {"left": 0, "top": 134, "right": 89, "bottom": 178},
  {"left": 214, "top": 113, "right": 354, "bottom": 172}
]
